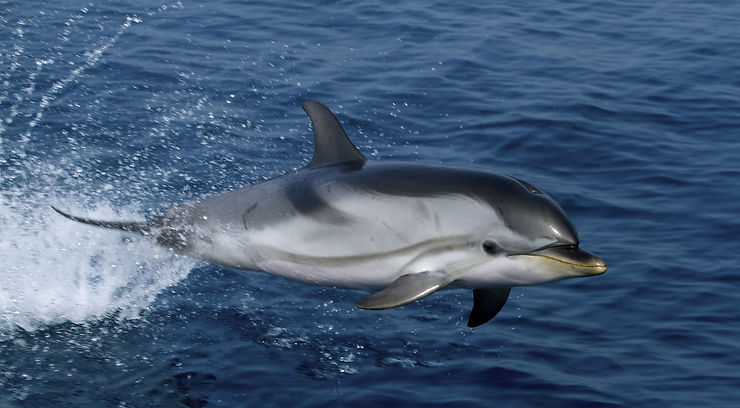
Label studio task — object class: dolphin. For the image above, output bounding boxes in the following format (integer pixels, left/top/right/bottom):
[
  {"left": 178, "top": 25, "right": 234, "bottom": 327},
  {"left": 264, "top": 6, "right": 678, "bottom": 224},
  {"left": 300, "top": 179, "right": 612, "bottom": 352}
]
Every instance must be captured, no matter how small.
[{"left": 53, "top": 101, "right": 606, "bottom": 327}]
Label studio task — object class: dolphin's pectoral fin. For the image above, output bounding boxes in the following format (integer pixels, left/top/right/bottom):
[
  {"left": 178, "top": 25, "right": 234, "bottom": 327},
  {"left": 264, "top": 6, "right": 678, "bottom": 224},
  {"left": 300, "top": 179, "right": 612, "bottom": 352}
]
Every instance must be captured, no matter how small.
[
  {"left": 467, "top": 288, "right": 511, "bottom": 327},
  {"left": 355, "top": 271, "right": 451, "bottom": 310},
  {"left": 302, "top": 101, "right": 366, "bottom": 167}
]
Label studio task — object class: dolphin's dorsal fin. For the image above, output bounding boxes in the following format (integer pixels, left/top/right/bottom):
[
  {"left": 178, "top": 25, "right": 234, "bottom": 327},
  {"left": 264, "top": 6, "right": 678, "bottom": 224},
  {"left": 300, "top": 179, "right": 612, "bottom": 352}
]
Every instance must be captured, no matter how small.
[{"left": 302, "top": 101, "right": 366, "bottom": 167}]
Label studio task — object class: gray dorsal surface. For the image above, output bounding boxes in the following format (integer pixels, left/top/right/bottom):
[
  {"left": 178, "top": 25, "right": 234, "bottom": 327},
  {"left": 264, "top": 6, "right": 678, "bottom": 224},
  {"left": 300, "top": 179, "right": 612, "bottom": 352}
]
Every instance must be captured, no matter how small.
[{"left": 303, "top": 100, "right": 366, "bottom": 167}]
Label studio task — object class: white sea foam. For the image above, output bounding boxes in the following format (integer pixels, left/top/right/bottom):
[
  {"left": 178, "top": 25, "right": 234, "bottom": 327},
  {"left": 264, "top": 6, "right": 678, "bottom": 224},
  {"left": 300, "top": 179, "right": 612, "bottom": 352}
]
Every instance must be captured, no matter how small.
[
  {"left": 0, "top": 4, "right": 201, "bottom": 339},
  {"left": 0, "top": 196, "right": 196, "bottom": 338}
]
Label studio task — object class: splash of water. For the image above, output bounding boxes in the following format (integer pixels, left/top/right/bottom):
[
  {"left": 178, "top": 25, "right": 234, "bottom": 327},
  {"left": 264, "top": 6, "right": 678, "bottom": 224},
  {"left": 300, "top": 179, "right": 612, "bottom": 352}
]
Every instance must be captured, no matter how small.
[
  {"left": 0, "top": 197, "right": 196, "bottom": 338},
  {"left": 0, "top": 2, "right": 201, "bottom": 339}
]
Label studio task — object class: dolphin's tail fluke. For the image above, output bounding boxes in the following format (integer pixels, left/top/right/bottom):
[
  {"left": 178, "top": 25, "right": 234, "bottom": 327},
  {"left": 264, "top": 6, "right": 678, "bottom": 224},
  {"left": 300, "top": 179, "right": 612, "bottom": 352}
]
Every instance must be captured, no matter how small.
[{"left": 52, "top": 206, "right": 151, "bottom": 234}]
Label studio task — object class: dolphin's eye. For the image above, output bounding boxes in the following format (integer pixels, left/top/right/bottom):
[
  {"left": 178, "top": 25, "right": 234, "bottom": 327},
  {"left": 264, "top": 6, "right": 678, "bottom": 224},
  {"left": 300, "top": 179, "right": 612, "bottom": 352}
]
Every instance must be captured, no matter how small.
[{"left": 482, "top": 240, "right": 498, "bottom": 255}]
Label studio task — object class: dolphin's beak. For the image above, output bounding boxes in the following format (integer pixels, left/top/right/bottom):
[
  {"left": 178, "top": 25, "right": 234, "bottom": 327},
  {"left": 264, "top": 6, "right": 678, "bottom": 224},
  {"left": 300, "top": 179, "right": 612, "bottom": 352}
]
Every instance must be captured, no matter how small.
[{"left": 511, "top": 246, "right": 606, "bottom": 277}]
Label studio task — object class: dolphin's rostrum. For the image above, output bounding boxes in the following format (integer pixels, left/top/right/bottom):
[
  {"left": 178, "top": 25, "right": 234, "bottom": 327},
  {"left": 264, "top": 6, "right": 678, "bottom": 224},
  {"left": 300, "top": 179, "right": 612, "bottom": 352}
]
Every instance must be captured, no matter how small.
[{"left": 54, "top": 101, "right": 606, "bottom": 327}]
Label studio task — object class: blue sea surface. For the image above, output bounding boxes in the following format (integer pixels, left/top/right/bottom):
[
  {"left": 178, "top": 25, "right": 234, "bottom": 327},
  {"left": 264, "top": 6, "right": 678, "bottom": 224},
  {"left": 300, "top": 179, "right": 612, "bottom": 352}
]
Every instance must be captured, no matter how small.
[{"left": 1, "top": 0, "right": 739, "bottom": 406}]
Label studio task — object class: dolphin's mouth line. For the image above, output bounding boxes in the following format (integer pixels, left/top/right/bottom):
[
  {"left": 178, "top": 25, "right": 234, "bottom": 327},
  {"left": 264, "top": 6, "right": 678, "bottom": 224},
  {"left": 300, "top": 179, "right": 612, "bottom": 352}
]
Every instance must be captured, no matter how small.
[
  {"left": 533, "top": 254, "right": 607, "bottom": 271},
  {"left": 509, "top": 245, "right": 607, "bottom": 273}
]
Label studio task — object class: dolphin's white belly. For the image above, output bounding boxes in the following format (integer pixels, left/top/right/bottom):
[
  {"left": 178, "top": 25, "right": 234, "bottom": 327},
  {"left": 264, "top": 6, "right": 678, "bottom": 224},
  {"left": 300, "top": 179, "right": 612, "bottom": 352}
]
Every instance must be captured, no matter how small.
[{"left": 255, "top": 258, "right": 406, "bottom": 290}]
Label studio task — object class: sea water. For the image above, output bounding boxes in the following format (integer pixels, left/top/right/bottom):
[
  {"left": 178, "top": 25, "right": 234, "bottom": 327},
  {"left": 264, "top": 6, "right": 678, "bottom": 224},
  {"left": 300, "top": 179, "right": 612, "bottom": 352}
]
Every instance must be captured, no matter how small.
[{"left": 1, "top": 1, "right": 739, "bottom": 406}]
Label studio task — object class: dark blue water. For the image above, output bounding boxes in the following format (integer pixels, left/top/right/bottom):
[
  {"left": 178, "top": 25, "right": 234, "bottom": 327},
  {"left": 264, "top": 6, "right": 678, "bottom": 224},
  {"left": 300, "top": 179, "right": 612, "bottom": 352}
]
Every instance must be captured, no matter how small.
[{"left": 2, "top": 1, "right": 739, "bottom": 406}]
